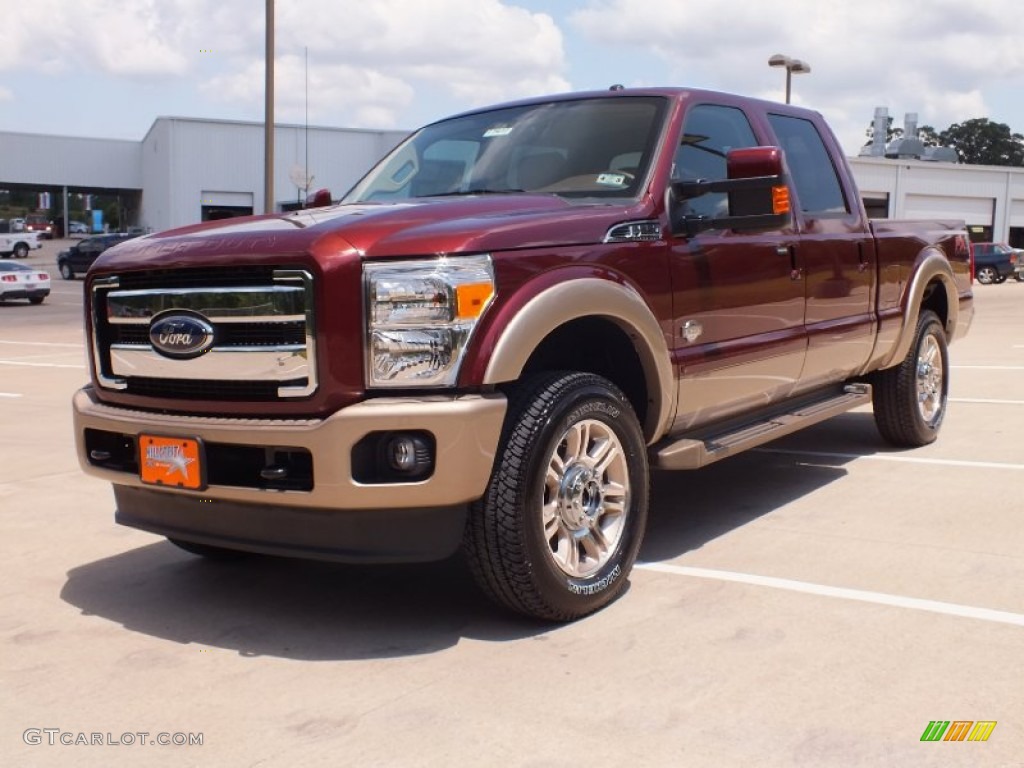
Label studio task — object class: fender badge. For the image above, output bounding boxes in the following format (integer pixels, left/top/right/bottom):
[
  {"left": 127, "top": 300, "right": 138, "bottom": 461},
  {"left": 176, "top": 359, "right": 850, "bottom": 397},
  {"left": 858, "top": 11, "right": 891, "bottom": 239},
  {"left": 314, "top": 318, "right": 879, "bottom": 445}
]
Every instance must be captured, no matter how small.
[{"left": 681, "top": 320, "right": 703, "bottom": 343}]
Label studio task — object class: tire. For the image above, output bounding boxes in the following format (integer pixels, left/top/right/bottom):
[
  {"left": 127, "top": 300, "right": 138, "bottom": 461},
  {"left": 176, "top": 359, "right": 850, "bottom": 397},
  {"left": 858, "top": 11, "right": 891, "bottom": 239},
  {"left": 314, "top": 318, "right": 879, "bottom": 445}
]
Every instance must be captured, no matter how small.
[
  {"left": 13, "top": 243, "right": 29, "bottom": 259},
  {"left": 872, "top": 310, "right": 949, "bottom": 447},
  {"left": 59, "top": 262, "right": 74, "bottom": 280},
  {"left": 167, "top": 537, "right": 249, "bottom": 560},
  {"left": 975, "top": 266, "right": 996, "bottom": 284},
  {"left": 994, "top": 274, "right": 1008, "bottom": 284},
  {"left": 463, "top": 372, "right": 649, "bottom": 621},
  {"left": 28, "top": 296, "right": 44, "bottom": 305}
]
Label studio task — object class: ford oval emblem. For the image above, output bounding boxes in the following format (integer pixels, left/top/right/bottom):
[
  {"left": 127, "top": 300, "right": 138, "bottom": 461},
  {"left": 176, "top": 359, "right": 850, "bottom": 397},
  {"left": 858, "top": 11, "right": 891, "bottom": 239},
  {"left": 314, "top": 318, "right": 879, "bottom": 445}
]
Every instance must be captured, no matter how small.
[{"left": 149, "top": 312, "right": 216, "bottom": 359}]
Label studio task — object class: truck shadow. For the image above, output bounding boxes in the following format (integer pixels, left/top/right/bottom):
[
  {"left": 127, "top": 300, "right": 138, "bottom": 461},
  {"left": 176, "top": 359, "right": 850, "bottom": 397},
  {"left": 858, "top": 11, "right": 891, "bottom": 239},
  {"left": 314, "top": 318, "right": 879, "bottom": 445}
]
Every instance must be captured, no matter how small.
[
  {"left": 60, "top": 411, "right": 890, "bottom": 661},
  {"left": 642, "top": 410, "right": 883, "bottom": 562}
]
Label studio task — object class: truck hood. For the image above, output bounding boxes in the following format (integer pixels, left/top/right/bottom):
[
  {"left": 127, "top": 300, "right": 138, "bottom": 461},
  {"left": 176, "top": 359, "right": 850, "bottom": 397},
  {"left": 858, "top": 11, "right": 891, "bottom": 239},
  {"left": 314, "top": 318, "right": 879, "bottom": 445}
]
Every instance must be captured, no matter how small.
[{"left": 94, "top": 195, "right": 644, "bottom": 272}]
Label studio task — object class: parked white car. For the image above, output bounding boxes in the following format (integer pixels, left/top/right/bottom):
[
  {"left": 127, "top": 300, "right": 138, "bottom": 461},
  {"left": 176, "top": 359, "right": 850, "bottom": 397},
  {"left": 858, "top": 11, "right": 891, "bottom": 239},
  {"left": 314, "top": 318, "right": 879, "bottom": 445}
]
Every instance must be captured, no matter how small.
[{"left": 0, "top": 231, "right": 42, "bottom": 258}]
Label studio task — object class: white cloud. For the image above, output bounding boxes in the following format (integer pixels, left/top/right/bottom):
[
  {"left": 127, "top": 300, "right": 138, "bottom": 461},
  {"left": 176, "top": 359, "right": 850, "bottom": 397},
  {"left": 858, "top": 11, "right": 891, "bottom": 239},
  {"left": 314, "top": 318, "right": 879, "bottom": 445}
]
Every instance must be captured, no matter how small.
[
  {"left": 0, "top": 0, "right": 567, "bottom": 131},
  {"left": 202, "top": 56, "right": 416, "bottom": 129},
  {"left": 569, "top": 0, "right": 1024, "bottom": 153}
]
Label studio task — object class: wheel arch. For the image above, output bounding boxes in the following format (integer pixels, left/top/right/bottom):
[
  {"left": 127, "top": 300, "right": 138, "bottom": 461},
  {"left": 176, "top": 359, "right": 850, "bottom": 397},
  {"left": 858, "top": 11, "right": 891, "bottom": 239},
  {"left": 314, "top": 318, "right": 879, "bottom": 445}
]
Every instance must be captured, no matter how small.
[
  {"left": 880, "top": 248, "right": 959, "bottom": 370},
  {"left": 479, "top": 278, "right": 674, "bottom": 443}
]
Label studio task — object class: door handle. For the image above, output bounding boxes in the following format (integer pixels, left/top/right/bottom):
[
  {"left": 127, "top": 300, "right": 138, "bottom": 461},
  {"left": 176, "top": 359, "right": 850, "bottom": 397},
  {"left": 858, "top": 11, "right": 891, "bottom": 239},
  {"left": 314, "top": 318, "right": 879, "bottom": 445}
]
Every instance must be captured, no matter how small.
[{"left": 778, "top": 244, "right": 802, "bottom": 280}]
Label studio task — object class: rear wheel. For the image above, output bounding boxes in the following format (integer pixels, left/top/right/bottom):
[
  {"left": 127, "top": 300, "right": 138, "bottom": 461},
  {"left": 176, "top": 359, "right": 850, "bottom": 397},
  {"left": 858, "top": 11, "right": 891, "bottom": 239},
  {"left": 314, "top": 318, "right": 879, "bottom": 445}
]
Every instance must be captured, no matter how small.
[
  {"left": 464, "top": 372, "right": 648, "bottom": 621},
  {"left": 872, "top": 310, "right": 948, "bottom": 447},
  {"left": 28, "top": 296, "right": 44, "bottom": 305},
  {"left": 12, "top": 243, "right": 28, "bottom": 259}
]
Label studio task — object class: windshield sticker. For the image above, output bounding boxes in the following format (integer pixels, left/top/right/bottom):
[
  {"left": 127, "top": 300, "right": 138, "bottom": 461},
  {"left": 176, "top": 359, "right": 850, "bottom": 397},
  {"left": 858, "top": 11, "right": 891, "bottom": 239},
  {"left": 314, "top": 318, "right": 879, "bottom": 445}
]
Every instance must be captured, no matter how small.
[
  {"left": 483, "top": 125, "right": 515, "bottom": 138},
  {"left": 596, "top": 173, "right": 628, "bottom": 187}
]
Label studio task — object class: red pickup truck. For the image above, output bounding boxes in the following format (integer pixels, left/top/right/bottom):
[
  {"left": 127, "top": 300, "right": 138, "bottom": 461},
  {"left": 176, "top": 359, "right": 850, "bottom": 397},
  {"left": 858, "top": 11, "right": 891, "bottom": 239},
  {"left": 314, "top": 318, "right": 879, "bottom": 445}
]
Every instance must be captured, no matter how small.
[{"left": 73, "top": 87, "right": 973, "bottom": 620}]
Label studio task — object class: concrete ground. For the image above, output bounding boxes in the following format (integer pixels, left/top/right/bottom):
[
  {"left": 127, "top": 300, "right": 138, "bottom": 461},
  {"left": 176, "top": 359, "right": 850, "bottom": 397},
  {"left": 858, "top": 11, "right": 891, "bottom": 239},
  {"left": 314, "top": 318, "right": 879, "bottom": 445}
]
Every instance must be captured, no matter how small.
[{"left": 2, "top": 239, "right": 1022, "bottom": 767}]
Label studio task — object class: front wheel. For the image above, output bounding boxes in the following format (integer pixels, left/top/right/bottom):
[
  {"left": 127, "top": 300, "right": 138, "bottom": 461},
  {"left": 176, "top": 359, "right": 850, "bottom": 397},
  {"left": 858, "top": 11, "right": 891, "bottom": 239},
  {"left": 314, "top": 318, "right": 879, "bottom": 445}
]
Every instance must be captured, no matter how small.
[
  {"left": 59, "top": 262, "right": 74, "bottom": 280},
  {"left": 872, "top": 310, "right": 949, "bottom": 447},
  {"left": 12, "top": 243, "right": 28, "bottom": 259},
  {"left": 464, "top": 372, "right": 649, "bottom": 621}
]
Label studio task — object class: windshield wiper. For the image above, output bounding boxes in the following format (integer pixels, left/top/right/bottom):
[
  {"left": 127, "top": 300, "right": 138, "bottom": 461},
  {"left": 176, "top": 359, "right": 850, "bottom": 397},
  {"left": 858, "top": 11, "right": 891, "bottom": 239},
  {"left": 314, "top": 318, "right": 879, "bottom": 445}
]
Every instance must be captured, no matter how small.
[{"left": 427, "top": 188, "right": 528, "bottom": 197}]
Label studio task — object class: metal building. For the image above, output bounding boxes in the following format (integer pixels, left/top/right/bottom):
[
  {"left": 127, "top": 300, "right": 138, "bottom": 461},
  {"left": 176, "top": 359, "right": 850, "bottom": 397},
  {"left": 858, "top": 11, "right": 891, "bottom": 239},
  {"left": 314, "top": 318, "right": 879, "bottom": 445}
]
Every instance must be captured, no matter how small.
[
  {"left": 849, "top": 156, "right": 1024, "bottom": 246},
  {"left": 0, "top": 118, "right": 408, "bottom": 235}
]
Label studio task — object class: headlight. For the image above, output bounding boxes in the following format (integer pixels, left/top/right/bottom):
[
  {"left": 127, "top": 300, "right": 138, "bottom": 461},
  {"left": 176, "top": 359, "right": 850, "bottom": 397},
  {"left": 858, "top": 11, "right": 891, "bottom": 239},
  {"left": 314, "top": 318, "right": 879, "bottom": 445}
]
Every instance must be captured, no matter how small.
[{"left": 364, "top": 255, "right": 494, "bottom": 387}]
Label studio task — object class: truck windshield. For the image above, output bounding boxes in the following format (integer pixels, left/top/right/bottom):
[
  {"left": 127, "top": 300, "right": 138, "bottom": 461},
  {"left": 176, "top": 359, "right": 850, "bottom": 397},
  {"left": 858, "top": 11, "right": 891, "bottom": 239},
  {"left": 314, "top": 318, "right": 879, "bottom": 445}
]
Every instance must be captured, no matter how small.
[{"left": 344, "top": 96, "right": 668, "bottom": 203}]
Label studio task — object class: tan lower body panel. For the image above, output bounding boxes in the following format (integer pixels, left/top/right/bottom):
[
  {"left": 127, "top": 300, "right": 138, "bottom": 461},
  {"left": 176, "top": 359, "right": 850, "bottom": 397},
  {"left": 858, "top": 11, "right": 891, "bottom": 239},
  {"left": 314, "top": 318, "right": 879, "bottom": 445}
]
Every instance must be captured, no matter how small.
[{"left": 73, "top": 387, "right": 507, "bottom": 510}]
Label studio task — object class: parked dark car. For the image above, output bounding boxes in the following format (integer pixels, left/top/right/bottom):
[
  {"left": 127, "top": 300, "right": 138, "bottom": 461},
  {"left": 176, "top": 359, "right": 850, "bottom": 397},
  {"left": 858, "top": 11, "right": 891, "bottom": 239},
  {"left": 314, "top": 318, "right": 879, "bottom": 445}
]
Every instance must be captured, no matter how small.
[
  {"left": 971, "top": 242, "right": 1018, "bottom": 284},
  {"left": 57, "top": 234, "right": 140, "bottom": 280}
]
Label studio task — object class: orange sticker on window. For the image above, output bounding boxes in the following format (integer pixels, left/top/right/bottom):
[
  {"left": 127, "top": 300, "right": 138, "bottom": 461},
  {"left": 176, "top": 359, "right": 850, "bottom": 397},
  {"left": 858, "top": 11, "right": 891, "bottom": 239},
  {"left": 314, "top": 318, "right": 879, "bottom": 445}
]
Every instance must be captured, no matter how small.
[{"left": 139, "top": 435, "right": 205, "bottom": 490}]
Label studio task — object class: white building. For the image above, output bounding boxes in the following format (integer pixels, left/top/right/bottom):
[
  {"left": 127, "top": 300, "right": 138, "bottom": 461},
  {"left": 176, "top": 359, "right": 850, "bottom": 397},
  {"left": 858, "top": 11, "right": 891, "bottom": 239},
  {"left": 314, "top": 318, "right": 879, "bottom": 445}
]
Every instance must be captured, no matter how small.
[
  {"left": 0, "top": 117, "right": 408, "bottom": 235},
  {"left": 849, "top": 155, "right": 1024, "bottom": 245},
  {"left": 2, "top": 116, "right": 1024, "bottom": 246}
]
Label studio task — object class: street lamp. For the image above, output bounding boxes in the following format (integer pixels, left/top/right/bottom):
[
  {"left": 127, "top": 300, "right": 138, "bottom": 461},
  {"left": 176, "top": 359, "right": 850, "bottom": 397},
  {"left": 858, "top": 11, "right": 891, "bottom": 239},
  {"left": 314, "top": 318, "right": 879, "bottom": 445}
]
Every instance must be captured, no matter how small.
[{"left": 768, "top": 54, "right": 811, "bottom": 104}]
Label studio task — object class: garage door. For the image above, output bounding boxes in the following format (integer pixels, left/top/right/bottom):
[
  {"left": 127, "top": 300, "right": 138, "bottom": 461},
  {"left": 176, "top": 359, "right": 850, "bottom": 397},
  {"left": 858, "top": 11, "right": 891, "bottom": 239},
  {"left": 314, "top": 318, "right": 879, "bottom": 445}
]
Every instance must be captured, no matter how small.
[{"left": 903, "top": 194, "right": 993, "bottom": 225}]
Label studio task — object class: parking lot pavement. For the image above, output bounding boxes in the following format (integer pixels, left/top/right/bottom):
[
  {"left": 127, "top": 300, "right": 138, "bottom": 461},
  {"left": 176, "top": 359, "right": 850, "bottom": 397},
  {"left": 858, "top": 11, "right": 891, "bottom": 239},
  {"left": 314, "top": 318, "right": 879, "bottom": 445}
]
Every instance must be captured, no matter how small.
[{"left": 1, "top": 275, "right": 1022, "bottom": 767}]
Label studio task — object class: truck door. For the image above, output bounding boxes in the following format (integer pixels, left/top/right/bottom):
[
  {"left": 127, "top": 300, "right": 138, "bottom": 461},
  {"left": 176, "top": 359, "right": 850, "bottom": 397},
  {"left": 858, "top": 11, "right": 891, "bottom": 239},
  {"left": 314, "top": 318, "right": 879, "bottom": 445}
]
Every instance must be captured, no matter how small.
[
  {"left": 668, "top": 103, "right": 806, "bottom": 432},
  {"left": 765, "top": 113, "right": 875, "bottom": 391}
]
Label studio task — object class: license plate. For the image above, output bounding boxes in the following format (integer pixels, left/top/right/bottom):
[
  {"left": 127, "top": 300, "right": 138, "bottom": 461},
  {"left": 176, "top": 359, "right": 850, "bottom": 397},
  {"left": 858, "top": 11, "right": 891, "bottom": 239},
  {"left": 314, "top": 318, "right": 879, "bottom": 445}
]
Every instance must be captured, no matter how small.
[
  {"left": 26, "top": 283, "right": 36, "bottom": 290},
  {"left": 139, "top": 435, "right": 205, "bottom": 490}
]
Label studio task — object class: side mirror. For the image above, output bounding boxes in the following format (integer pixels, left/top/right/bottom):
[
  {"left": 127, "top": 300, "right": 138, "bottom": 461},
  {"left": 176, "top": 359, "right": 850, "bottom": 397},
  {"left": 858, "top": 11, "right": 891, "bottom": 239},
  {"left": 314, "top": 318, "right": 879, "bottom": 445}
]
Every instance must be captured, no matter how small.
[
  {"left": 305, "top": 188, "right": 333, "bottom": 208},
  {"left": 668, "top": 146, "right": 791, "bottom": 237}
]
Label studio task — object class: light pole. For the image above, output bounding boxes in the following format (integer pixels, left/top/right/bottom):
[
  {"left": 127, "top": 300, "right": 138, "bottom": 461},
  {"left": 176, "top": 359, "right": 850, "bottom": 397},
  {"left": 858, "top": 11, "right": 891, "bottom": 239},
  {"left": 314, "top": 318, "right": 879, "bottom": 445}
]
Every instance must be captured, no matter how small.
[
  {"left": 264, "top": 0, "right": 275, "bottom": 214},
  {"left": 768, "top": 54, "right": 811, "bottom": 104}
]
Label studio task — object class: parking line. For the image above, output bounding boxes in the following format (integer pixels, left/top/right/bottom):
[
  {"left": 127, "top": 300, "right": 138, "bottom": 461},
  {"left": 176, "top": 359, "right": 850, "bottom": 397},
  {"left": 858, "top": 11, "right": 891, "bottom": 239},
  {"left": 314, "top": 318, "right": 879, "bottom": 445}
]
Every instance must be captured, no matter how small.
[
  {"left": 951, "top": 397, "right": 1024, "bottom": 405},
  {"left": 634, "top": 562, "right": 1024, "bottom": 627},
  {"left": 952, "top": 365, "right": 1024, "bottom": 371},
  {"left": 0, "top": 340, "right": 82, "bottom": 348},
  {"left": 0, "top": 360, "right": 85, "bottom": 369},
  {"left": 0, "top": 392, "right": 22, "bottom": 398},
  {"left": 755, "top": 447, "right": 1024, "bottom": 471}
]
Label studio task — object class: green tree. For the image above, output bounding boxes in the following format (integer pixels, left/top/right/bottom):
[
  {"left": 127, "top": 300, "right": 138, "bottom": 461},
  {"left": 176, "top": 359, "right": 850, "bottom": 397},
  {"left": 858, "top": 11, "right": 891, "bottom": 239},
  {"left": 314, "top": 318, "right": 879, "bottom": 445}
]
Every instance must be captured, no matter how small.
[
  {"left": 864, "top": 116, "right": 901, "bottom": 146},
  {"left": 938, "top": 118, "right": 1024, "bottom": 166}
]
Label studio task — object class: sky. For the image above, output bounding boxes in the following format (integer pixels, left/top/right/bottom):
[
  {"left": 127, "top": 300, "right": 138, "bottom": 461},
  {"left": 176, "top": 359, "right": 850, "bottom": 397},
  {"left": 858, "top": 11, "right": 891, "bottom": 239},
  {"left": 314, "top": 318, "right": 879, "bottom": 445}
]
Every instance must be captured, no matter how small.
[{"left": 3, "top": 0, "right": 1024, "bottom": 158}]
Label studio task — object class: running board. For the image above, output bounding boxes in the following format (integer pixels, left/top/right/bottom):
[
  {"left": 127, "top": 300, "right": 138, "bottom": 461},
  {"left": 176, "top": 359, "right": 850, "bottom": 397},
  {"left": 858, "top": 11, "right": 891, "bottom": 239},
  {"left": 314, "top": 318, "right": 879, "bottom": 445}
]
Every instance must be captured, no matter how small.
[{"left": 651, "top": 383, "right": 872, "bottom": 470}]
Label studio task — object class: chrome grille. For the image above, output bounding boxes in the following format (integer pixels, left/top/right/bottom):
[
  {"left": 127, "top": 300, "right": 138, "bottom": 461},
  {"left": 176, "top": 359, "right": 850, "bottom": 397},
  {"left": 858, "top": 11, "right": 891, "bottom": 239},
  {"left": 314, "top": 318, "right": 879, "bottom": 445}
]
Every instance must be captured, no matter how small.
[{"left": 90, "top": 269, "right": 317, "bottom": 400}]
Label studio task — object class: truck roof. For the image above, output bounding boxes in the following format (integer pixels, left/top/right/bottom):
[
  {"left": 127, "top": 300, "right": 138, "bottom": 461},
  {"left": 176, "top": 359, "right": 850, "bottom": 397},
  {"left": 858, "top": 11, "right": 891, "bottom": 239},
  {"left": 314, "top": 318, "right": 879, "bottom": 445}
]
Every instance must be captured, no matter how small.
[{"left": 435, "top": 86, "right": 824, "bottom": 125}]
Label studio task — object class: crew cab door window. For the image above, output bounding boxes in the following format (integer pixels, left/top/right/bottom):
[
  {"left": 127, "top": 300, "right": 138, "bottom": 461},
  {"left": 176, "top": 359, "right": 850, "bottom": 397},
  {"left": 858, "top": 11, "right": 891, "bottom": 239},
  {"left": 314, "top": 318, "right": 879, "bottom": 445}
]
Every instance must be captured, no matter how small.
[
  {"left": 766, "top": 114, "right": 848, "bottom": 215},
  {"left": 671, "top": 105, "right": 759, "bottom": 218}
]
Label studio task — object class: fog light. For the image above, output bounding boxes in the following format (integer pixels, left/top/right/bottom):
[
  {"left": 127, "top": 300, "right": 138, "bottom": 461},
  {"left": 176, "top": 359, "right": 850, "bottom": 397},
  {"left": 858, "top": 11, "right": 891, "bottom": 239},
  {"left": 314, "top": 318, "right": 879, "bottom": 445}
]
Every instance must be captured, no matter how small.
[{"left": 386, "top": 434, "right": 433, "bottom": 474}]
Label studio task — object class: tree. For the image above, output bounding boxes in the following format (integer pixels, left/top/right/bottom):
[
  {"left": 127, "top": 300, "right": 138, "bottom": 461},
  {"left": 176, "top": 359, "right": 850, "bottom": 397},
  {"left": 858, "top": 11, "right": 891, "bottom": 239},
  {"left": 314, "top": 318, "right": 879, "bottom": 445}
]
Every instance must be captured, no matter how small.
[
  {"left": 939, "top": 118, "right": 1024, "bottom": 166},
  {"left": 863, "top": 116, "right": 901, "bottom": 146}
]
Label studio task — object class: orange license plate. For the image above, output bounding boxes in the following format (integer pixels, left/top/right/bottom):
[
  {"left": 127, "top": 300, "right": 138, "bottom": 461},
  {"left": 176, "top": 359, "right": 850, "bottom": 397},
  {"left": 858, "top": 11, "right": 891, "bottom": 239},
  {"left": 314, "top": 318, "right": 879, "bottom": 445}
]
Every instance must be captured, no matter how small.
[{"left": 139, "top": 435, "right": 205, "bottom": 490}]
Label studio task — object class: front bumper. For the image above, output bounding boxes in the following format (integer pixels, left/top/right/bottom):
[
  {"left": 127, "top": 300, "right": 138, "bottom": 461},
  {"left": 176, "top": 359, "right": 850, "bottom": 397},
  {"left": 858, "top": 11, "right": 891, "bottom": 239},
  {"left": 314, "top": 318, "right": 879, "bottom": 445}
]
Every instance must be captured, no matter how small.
[{"left": 73, "top": 387, "right": 508, "bottom": 561}]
